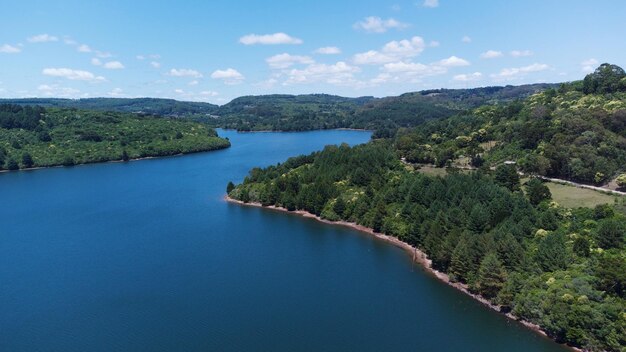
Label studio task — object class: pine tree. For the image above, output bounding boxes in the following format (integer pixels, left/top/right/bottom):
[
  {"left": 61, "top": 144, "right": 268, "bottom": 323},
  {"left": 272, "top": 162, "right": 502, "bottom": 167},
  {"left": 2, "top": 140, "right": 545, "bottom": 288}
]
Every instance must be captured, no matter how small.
[
  {"left": 226, "top": 181, "right": 235, "bottom": 194},
  {"left": 333, "top": 197, "right": 346, "bottom": 218},
  {"left": 475, "top": 253, "right": 508, "bottom": 299},
  {"left": 536, "top": 232, "right": 569, "bottom": 271},
  {"left": 525, "top": 178, "right": 551, "bottom": 205},
  {"left": 21, "top": 153, "right": 33, "bottom": 168},
  {"left": 596, "top": 218, "right": 624, "bottom": 249}
]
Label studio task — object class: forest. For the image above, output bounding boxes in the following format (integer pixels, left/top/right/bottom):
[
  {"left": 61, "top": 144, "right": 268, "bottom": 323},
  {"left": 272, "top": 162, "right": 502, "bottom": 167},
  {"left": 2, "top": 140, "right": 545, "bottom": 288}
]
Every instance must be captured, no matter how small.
[
  {"left": 0, "top": 104, "right": 230, "bottom": 170},
  {"left": 395, "top": 64, "right": 626, "bottom": 185},
  {"left": 228, "top": 141, "right": 625, "bottom": 351},
  {"left": 227, "top": 65, "right": 626, "bottom": 351}
]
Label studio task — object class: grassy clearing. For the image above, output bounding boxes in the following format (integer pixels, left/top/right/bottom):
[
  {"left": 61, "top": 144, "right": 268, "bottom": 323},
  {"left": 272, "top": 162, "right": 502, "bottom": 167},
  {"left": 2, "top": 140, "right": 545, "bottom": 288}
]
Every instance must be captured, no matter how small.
[{"left": 545, "top": 182, "right": 622, "bottom": 209}]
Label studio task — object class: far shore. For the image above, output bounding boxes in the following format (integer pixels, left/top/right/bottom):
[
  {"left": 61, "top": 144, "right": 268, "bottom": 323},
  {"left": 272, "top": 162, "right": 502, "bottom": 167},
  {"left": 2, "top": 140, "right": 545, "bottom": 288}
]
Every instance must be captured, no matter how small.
[
  {"left": 219, "top": 127, "right": 372, "bottom": 133},
  {"left": 0, "top": 145, "right": 230, "bottom": 174},
  {"left": 225, "top": 195, "right": 581, "bottom": 352}
]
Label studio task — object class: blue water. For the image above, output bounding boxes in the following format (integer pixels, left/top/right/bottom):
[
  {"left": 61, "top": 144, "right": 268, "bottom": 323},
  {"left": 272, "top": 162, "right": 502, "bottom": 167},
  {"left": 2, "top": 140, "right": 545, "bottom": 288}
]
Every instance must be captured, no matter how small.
[{"left": 0, "top": 129, "right": 567, "bottom": 351}]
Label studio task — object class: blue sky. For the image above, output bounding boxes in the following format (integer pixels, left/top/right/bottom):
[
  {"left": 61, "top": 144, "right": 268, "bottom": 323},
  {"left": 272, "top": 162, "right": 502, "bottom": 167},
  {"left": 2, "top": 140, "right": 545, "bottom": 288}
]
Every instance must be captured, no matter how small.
[{"left": 0, "top": 0, "right": 624, "bottom": 104}]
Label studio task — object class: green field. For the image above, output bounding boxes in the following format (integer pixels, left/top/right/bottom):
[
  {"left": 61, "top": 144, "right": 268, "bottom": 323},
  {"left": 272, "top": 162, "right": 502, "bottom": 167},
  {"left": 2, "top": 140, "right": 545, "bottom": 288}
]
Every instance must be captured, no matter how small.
[{"left": 546, "top": 182, "right": 623, "bottom": 210}]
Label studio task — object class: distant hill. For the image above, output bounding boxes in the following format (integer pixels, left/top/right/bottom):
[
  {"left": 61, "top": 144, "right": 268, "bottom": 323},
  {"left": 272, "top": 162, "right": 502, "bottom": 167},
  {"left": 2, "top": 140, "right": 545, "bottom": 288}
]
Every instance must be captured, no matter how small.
[
  {"left": 211, "top": 84, "right": 558, "bottom": 134},
  {"left": 0, "top": 98, "right": 219, "bottom": 117}
]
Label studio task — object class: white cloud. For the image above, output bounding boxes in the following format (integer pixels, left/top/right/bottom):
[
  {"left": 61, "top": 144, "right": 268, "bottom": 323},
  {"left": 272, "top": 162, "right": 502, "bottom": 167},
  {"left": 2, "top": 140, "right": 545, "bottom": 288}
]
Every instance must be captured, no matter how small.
[
  {"left": 353, "top": 16, "right": 409, "bottom": 33},
  {"left": 453, "top": 72, "right": 482, "bottom": 81},
  {"left": 77, "top": 44, "right": 91, "bottom": 52},
  {"left": 314, "top": 46, "right": 341, "bottom": 55},
  {"left": 480, "top": 50, "right": 503, "bottom": 59},
  {"left": 429, "top": 41, "right": 440, "bottom": 47},
  {"left": 63, "top": 37, "right": 77, "bottom": 45},
  {"left": 91, "top": 58, "right": 102, "bottom": 66},
  {"left": 436, "top": 55, "right": 470, "bottom": 67},
  {"left": 239, "top": 32, "right": 302, "bottom": 45},
  {"left": 37, "top": 84, "right": 81, "bottom": 97},
  {"left": 169, "top": 68, "right": 203, "bottom": 78},
  {"left": 461, "top": 35, "right": 472, "bottom": 43},
  {"left": 510, "top": 50, "right": 533, "bottom": 57},
  {"left": 266, "top": 53, "right": 314, "bottom": 69},
  {"left": 103, "top": 61, "right": 124, "bottom": 69},
  {"left": 353, "top": 36, "right": 425, "bottom": 64},
  {"left": 188, "top": 80, "right": 199, "bottom": 86},
  {"left": 27, "top": 34, "right": 59, "bottom": 43},
  {"left": 108, "top": 88, "right": 124, "bottom": 97},
  {"left": 200, "top": 90, "right": 219, "bottom": 97},
  {"left": 42, "top": 67, "right": 106, "bottom": 82},
  {"left": 491, "top": 63, "right": 549, "bottom": 80},
  {"left": 150, "top": 61, "right": 161, "bottom": 68},
  {"left": 211, "top": 68, "right": 245, "bottom": 85},
  {"left": 95, "top": 51, "right": 112, "bottom": 58},
  {"left": 136, "top": 55, "right": 145, "bottom": 60},
  {"left": 581, "top": 58, "right": 599, "bottom": 72},
  {"left": 0, "top": 44, "right": 21, "bottom": 53},
  {"left": 285, "top": 61, "right": 360, "bottom": 85},
  {"left": 423, "top": 0, "right": 439, "bottom": 8}
]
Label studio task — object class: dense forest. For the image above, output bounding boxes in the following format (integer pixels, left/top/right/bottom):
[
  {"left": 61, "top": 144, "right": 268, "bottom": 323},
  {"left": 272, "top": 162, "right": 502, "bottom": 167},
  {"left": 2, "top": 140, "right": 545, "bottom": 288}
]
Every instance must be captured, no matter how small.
[
  {"left": 212, "top": 85, "right": 555, "bottom": 135},
  {"left": 0, "top": 98, "right": 219, "bottom": 118},
  {"left": 227, "top": 65, "right": 626, "bottom": 351},
  {"left": 395, "top": 64, "right": 626, "bottom": 185},
  {"left": 0, "top": 104, "right": 230, "bottom": 170},
  {"left": 228, "top": 141, "right": 625, "bottom": 351}
]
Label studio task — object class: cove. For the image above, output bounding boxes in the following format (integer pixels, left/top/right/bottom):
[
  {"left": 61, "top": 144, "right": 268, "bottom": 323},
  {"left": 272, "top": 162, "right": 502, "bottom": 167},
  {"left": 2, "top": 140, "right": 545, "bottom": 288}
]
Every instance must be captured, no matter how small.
[{"left": 0, "top": 129, "right": 568, "bottom": 351}]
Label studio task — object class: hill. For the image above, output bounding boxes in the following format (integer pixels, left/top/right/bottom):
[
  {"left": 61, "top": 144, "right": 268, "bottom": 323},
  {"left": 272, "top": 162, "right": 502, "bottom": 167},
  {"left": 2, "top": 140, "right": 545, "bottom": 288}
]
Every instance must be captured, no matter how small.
[
  {"left": 0, "top": 98, "right": 219, "bottom": 118},
  {"left": 0, "top": 104, "right": 230, "bottom": 170}
]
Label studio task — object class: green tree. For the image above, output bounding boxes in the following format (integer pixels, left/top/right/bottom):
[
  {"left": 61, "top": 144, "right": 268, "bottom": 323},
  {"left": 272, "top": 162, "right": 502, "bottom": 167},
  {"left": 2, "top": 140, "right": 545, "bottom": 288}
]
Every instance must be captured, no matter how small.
[
  {"left": 494, "top": 164, "right": 520, "bottom": 191},
  {"left": 582, "top": 63, "right": 626, "bottom": 94},
  {"left": 594, "top": 250, "right": 626, "bottom": 297},
  {"left": 525, "top": 178, "right": 551, "bottom": 205},
  {"left": 226, "top": 181, "right": 235, "bottom": 194},
  {"left": 616, "top": 174, "right": 626, "bottom": 189},
  {"left": 122, "top": 150, "right": 130, "bottom": 161},
  {"left": 572, "top": 236, "right": 590, "bottom": 257},
  {"left": 6, "top": 158, "right": 19, "bottom": 170},
  {"left": 596, "top": 218, "right": 625, "bottom": 249},
  {"left": 536, "top": 232, "right": 569, "bottom": 271},
  {"left": 475, "top": 253, "right": 508, "bottom": 299},
  {"left": 333, "top": 197, "right": 346, "bottom": 217},
  {"left": 21, "top": 153, "right": 34, "bottom": 168}
]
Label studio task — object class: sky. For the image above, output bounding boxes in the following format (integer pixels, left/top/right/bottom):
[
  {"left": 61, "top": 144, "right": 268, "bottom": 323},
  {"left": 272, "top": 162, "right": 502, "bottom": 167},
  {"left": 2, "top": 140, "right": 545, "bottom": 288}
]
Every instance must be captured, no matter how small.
[{"left": 0, "top": 0, "right": 624, "bottom": 104}]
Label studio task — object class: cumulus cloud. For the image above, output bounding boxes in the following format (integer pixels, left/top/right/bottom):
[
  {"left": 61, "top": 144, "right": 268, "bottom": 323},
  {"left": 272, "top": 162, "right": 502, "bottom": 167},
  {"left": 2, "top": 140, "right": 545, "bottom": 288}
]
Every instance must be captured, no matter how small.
[
  {"left": 353, "top": 16, "right": 409, "bottom": 33},
  {"left": 491, "top": 63, "right": 549, "bottom": 80},
  {"left": 108, "top": 88, "right": 124, "bottom": 97},
  {"left": 200, "top": 90, "right": 219, "bottom": 97},
  {"left": 103, "top": 61, "right": 124, "bottom": 69},
  {"left": 510, "top": 50, "right": 533, "bottom": 57},
  {"left": 239, "top": 32, "right": 302, "bottom": 45},
  {"left": 266, "top": 53, "right": 314, "bottom": 69},
  {"left": 353, "top": 36, "right": 425, "bottom": 65},
  {"left": 285, "top": 61, "right": 360, "bottom": 85},
  {"left": 28, "top": 34, "right": 59, "bottom": 43},
  {"left": 423, "top": 0, "right": 439, "bottom": 8},
  {"left": 169, "top": 68, "right": 203, "bottom": 78},
  {"left": 453, "top": 72, "right": 482, "bottom": 81},
  {"left": 581, "top": 58, "right": 599, "bottom": 73},
  {"left": 0, "top": 44, "right": 21, "bottom": 53},
  {"left": 461, "top": 35, "right": 472, "bottom": 43},
  {"left": 314, "top": 46, "right": 341, "bottom": 55},
  {"left": 436, "top": 55, "right": 470, "bottom": 67},
  {"left": 37, "top": 84, "right": 81, "bottom": 97},
  {"left": 211, "top": 68, "right": 245, "bottom": 84},
  {"left": 91, "top": 58, "right": 102, "bottom": 66},
  {"left": 77, "top": 44, "right": 91, "bottom": 52},
  {"left": 150, "top": 61, "right": 161, "bottom": 68},
  {"left": 42, "top": 67, "right": 105, "bottom": 82},
  {"left": 480, "top": 50, "right": 503, "bottom": 59},
  {"left": 188, "top": 80, "right": 199, "bottom": 86}
]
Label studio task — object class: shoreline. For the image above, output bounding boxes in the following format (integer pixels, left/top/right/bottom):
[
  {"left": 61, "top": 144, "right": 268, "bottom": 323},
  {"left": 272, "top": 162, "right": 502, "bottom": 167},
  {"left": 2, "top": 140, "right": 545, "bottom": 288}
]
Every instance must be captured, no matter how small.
[
  {"left": 0, "top": 144, "right": 230, "bottom": 174},
  {"left": 225, "top": 195, "right": 581, "bottom": 352},
  {"left": 219, "top": 127, "right": 372, "bottom": 133}
]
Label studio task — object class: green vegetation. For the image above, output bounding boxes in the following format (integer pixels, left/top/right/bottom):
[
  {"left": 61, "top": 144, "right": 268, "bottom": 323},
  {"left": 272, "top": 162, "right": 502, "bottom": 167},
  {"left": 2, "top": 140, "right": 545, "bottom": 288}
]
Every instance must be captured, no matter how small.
[
  {"left": 211, "top": 85, "right": 554, "bottom": 135},
  {"left": 0, "top": 104, "right": 230, "bottom": 170},
  {"left": 1, "top": 97, "right": 219, "bottom": 118},
  {"left": 228, "top": 140, "right": 625, "bottom": 351},
  {"left": 544, "top": 182, "right": 622, "bottom": 210},
  {"left": 395, "top": 64, "right": 626, "bottom": 185}
]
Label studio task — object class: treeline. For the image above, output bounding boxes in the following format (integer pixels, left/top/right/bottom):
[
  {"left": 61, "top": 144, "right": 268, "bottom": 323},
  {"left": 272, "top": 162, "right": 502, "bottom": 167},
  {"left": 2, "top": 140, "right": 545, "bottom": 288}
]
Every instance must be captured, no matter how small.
[
  {"left": 229, "top": 142, "right": 625, "bottom": 351},
  {"left": 395, "top": 63, "right": 626, "bottom": 184},
  {"left": 0, "top": 98, "right": 219, "bottom": 118},
  {"left": 0, "top": 105, "right": 230, "bottom": 171}
]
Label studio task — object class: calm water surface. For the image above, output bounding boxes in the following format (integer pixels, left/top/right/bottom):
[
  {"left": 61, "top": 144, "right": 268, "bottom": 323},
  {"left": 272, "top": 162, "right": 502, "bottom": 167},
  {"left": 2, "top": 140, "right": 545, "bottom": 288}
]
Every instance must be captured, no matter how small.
[{"left": 0, "top": 129, "right": 568, "bottom": 351}]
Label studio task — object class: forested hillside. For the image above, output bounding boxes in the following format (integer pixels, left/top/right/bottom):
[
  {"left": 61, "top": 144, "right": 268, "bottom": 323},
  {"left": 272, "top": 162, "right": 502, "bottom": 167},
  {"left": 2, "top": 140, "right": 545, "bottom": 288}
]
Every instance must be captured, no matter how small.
[
  {"left": 395, "top": 64, "right": 626, "bottom": 185},
  {"left": 0, "top": 104, "right": 230, "bottom": 170},
  {"left": 228, "top": 141, "right": 625, "bottom": 351},
  {"left": 0, "top": 98, "right": 219, "bottom": 117}
]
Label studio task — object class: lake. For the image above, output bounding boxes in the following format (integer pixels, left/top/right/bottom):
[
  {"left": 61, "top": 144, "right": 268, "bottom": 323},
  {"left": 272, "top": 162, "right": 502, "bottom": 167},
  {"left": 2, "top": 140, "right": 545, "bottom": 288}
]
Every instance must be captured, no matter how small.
[{"left": 0, "top": 129, "right": 568, "bottom": 351}]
